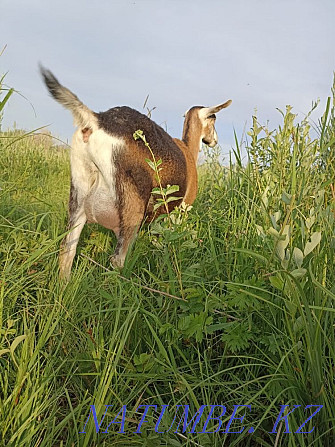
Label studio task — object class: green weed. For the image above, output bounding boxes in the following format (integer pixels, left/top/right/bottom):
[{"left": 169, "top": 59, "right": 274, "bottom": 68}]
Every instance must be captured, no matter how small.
[{"left": 0, "top": 75, "right": 334, "bottom": 446}]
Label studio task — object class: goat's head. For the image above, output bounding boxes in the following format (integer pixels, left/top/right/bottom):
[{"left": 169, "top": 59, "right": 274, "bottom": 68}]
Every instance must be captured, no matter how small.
[
  {"left": 199, "top": 100, "right": 232, "bottom": 147},
  {"left": 184, "top": 100, "right": 232, "bottom": 148}
]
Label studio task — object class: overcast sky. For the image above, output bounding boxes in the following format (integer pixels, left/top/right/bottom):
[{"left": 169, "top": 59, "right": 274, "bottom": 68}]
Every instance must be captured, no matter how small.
[{"left": 1, "top": 0, "right": 334, "bottom": 160}]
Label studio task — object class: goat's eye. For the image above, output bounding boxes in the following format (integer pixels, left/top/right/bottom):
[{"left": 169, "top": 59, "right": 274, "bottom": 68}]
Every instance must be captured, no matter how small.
[{"left": 208, "top": 114, "right": 216, "bottom": 119}]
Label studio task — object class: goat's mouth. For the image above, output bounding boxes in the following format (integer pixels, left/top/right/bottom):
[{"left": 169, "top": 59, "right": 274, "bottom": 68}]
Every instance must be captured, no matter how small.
[{"left": 202, "top": 138, "right": 217, "bottom": 147}]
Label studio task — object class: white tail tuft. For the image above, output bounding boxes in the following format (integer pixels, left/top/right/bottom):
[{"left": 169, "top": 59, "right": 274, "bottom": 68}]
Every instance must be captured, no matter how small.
[{"left": 39, "top": 65, "right": 96, "bottom": 129}]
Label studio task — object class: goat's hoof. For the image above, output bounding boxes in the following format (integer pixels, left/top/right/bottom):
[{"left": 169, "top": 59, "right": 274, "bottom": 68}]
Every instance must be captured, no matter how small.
[
  {"left": 59, "top": 272, "right": 71, "bottom": 284},
  {"left": 110, "top": 255, "right": 124, "bottom": 270}
]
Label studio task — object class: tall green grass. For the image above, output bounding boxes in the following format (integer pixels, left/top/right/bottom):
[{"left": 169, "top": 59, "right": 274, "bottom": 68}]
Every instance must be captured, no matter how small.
[{"left": 0, "top": 79, "right": 335, "bottom": 446}]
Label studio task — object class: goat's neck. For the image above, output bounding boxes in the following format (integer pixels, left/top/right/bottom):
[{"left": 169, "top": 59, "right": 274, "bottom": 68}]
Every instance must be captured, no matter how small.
[{"left": 181, "top": 115, "right": 203, "bottom": 163}]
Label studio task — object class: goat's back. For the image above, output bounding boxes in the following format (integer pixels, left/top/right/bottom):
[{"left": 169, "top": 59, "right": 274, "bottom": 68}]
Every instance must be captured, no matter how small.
[
  {"left": 96, "top": 106, "right": 188, "bottom": 204},
  {"left": 96, "top": 106, "right": 186, "bottom": 189},
  {"left": 96, "top": 107, "right": 183, "bottom": 163}
]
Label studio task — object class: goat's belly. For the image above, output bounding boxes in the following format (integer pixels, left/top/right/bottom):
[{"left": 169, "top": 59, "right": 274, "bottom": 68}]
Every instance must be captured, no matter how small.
[{"left": 84, "top": 188, "right": 120, "bottom": 232}]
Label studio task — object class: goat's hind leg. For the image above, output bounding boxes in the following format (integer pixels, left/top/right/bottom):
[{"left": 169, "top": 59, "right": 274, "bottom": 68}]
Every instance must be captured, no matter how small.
[
  {"left": 111, "top": 186, "right": 146, "bottom": 269},
  {"left": 59, "top": 181, "right": 87, "bottom": 280}
]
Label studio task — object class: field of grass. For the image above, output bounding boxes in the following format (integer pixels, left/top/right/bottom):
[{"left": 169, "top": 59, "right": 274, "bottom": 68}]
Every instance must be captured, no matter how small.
[{"left": 1, "top": 80, "right": 335, "bottom": 446}]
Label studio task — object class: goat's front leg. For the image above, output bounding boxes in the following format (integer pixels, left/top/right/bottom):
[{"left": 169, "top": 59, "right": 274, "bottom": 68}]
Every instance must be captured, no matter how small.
[{"left": 60, "top": 181, "right": 87, "bottom": 280}]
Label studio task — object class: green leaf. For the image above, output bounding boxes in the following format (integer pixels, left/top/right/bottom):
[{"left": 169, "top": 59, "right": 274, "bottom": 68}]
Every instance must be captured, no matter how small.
[
  {"left": 178, "top": 313, "right": 212, "bottom": 342},
  {"left": 255, "top": 225, "right": 265, "bottom": 236},
  {"left": 305, "top": 215, "right": 315, "bottom": 230},
  {"left": 221, "top": 321, "right": 253, "bottom": 352},
  {"left": 0, "top": 87, "right": 14, "bottom": 112},
  {"left": 166, "top": 184, "right": 180, "bottom": 195},
  {"left": 151, "top": 187, "right": 162, "bottom": 195},
  {"left": 293, "top": 247, "right": 304, "bottom": 268},
  {"left": 165, "top": 196, "right": 182, "bottom": 204},
  {"left": 304, "top": 231, "right": 321, "bottom": 256},
  {"left": 145, "top": 159, "right": 156, "bottom": 171},
  {"left": 270, "top": 211, "right": 281, "bottom": 229},
  {"left": 206, "top": 322, "right": 229, "bottom": 334},
  {"left": 281, "top": 191, "right": 292, "bottom": 205},
  {"left": 285, "top": 300, "right": 297, "bottom": 315},
  {"left": 10, "top": 334, "right": 26, "bottom": 356},
  {"left": 290, "top": 268, "right": 307, "bottom": 278},
  {"left": 0, "top": 348, "right": 10, "bottom": 357},
  {"left": 269, "top": 275, "right": 284, "bottom": 290},
  {"left": 276, "top": 225, "right": 290, "bottom": 261},
  {"left": 268, "top": 227, "right": 280, "bottom": 238},
  {"left": 293, "top": 315, "right": 305, "bottom": 334},
  {"left": 163, "top": 231, "right": 184, "bottom": 242}
]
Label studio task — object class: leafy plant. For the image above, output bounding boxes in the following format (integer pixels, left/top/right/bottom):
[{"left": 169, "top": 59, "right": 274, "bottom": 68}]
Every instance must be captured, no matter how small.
[{"left": 1, "top": 70, "right": 335, "bottom": 446}]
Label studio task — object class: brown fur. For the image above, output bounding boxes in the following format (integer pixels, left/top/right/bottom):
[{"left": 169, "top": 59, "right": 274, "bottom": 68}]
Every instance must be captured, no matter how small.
[
  {"left": 97, "top": 106, "right": 189, "bottom": 219},
  {"left": 173, "top": 107, "right": 205, "bottom": 204},
  {"left": 40, "top": 65, "right": 231, "bottom": 276},
  {"left": 112, "top": 173, "right": 146, "bottom": 267}
]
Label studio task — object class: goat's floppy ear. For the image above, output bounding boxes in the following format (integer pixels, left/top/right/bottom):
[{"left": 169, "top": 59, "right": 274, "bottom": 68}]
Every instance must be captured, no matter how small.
[{"left": 203, "top": 100, "right": 232, "bottom": 116}]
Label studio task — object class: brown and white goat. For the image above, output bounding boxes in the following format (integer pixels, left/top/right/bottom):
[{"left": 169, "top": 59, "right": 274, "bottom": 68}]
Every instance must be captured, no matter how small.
[{"left": 40, "top": 66, "right": 232, "bottom": 278}]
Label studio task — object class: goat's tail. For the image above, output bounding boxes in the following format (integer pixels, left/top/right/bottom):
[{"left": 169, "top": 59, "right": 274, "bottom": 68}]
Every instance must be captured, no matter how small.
[{"left": 40, "top": 65, "right": 96, "bottom": 129}]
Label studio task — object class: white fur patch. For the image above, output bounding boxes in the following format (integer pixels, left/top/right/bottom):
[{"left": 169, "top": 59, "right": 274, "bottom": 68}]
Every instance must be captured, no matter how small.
[
  {"left": 70, "top": 128, "right": 125, "bottom": 232},
  {"left": 86, "top": 129, "right": 123, "bottom": 185}
]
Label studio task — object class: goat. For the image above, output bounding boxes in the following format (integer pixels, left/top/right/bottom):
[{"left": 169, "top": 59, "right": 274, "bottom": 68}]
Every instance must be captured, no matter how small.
[{"left": 40, "top": 66, "right": 232, "bottom": 279}]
